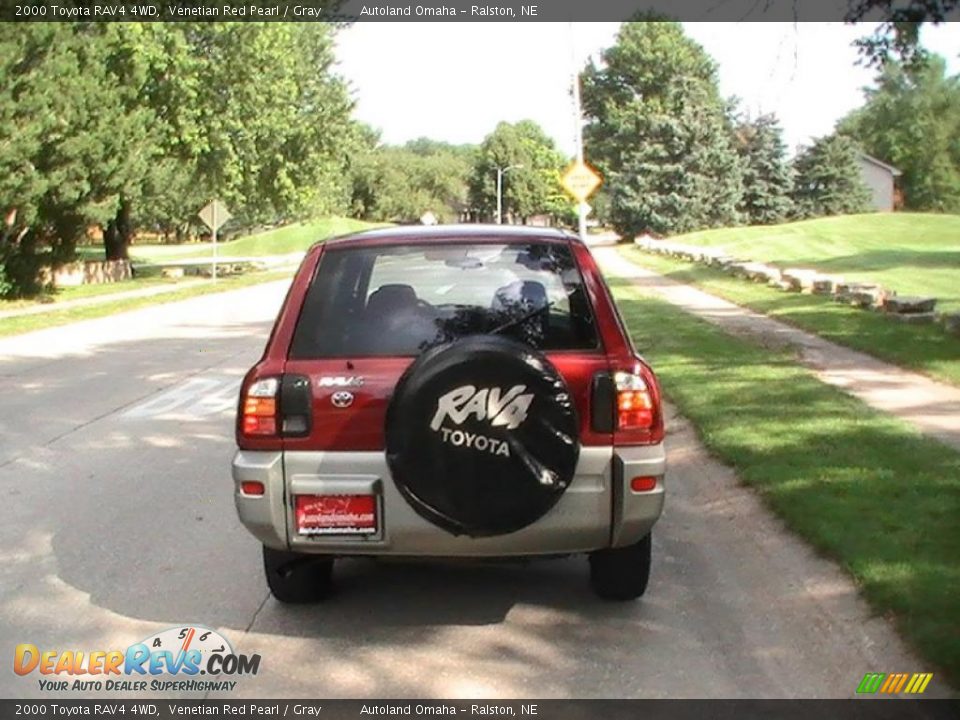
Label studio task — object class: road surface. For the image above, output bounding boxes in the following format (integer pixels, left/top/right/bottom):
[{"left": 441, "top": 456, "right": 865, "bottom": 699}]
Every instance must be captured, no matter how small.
[{"left": 0, "top": 280, "right": 943, "bottom": 699}]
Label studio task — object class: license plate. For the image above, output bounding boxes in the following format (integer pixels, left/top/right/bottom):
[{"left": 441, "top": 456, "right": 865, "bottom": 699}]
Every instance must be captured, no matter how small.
[{"left": 295, "top": 494, "right": 377, "bottom": 535}]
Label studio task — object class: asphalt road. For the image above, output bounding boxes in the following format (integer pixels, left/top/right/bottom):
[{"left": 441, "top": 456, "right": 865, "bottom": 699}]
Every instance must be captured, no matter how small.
[{"left": 0, "top": 279, "right": 943, "bottom": 699}]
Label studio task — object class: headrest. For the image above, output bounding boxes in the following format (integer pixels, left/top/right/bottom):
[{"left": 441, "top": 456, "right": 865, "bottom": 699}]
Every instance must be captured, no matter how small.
[
  {"left": 492, "top": 280, "right": 548, "bottom": 312},
  {"left": 367, "top": 284, "right": 418, "bottom": 315}
]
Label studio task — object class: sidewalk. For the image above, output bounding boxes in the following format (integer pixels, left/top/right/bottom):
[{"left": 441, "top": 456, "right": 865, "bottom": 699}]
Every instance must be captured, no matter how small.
[
  {"left": 594, "top": 244, "right": 960, "bottom": 454},
  {"left": 0, "top": 252, "right": 303, "bottom": 321},
  {"left": 0, "top": 280, "right": 207, "bottom": 320}
]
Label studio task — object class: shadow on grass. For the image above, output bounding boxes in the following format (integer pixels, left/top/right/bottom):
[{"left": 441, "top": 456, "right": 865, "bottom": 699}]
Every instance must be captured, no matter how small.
[{"left": 802, "top": 249, "right": 960, "bottom": 274}]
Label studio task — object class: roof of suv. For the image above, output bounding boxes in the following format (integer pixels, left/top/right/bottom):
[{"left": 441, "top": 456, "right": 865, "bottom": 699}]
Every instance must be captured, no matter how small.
[{"left": 321, "top": 224, "right": 581, "bottom": 249}]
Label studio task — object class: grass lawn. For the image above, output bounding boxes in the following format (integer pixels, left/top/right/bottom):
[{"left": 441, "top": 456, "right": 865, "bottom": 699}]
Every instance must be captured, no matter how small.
[
  {"left": 0, "top": 273, "right": 184, "bottom": 311},
  {"left": 5, "top": 216, "right": 384, "bottom": 327},
  {"left": 0, "top": 270, "right": 293, "bottom": 339},
  {"left": 610, "top": 278, "right": 960, "bottom": 684},
  {"left": 622, "top": 248, "right": 960, "bottom": 388},
  {"left": 76, "top": 216, "right": 385, "bottom": 263},
  {"left": 667, "top": 213, "right": 960, "bottom": 312}
]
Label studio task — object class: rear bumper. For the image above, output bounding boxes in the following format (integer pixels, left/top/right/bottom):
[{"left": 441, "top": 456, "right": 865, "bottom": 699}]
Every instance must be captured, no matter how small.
[{"left": 233, "top": 444, "right": 665, "bottom": 556}]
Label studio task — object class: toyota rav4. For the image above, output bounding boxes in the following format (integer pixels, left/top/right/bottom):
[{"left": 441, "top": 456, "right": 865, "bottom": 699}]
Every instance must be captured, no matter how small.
[{"left": 233, "top": 225, "right": 665, "bottom": 603}]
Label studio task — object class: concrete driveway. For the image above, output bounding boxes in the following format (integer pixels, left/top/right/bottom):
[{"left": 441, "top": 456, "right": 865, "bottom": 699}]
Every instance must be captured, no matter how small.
[{"left": 0, "top": 280, "right": 943, "bottom": 699}]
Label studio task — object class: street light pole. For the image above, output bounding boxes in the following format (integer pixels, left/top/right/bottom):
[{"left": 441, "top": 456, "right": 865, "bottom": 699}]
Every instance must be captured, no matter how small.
[
  {"left": 570, "top": 22, "right": 588, "bottom": 241},
  {"left": 495, "top": 164, "right": 522, "bottom": 224}
]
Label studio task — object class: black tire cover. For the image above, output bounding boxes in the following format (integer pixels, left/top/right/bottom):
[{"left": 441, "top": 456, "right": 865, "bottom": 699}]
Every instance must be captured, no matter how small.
[{"left": 385, "top": 335, "right": 579, "bottom": 537}]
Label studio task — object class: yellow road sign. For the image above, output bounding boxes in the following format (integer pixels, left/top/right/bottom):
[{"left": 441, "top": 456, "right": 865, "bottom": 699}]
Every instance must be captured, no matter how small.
[
  {"left": 561, "top": 160, "right": 602, "bottom": 202},
  {"left": 198, "top": 199, "right": 232, "bottom": 233}
]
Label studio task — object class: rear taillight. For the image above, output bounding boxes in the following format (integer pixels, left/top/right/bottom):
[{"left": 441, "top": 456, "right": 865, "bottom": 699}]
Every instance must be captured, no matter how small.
[
  {"left": 615, "top": 370, "right": 654, "bottom": 430},
  {"left": 241, "top": 377, "right": 279, "bottom": 436},
  {"left": 611, "top": 362, "right": 664, "bottom": 445}
]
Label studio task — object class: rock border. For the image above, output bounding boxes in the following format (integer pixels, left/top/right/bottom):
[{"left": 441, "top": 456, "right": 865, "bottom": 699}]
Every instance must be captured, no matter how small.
[{"left": 632, "top": 235, "right": 958, "bottom": 338}]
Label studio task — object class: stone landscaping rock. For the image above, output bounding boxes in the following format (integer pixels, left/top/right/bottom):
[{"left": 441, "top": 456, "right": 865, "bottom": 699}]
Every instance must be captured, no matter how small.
[
  {"left": 782, "top": 268, "right": 833, "bottom": 294},
  {"left": 782, "top": 268, "right": 816, "bottom": 288},
  {"left": 891, "top": 312, "right": 937, "bottom": 325},
  {"left": 943, "top": 313, "right": 960, "bottom": 337},
  {"left": 810, "top": 278, "right": 834, "bottom": 295},
  {"left": 834, "top": 282, "right": 890, "bottom": 309},
  {"left": 742, "top": 263, "right": 782, "bottom": 283},
  {"left": 885, "top": 296, "right": 938, "bottom": 314}
]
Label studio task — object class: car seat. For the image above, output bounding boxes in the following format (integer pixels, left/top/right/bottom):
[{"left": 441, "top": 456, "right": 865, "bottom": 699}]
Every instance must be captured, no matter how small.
[{"left": 366, "top": 283, "right": 419, "bottom": 319}]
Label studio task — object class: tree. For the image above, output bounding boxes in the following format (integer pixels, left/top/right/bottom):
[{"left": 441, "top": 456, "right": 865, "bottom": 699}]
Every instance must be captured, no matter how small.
[
  {"left": 180, "top": 23, "right": 356, "bottom": 227},
  {"left": 791, "top": 135, "right": 872, "bottom": 219},
  {"left": 839, "top": 55, "right": 960, "bottom": 212},
  {"left": 582, "top": 22, "right": 743, "bottom": 238},
  {"left": 0, "top": 24, "right": 138, "bottom": 295},
  {"left": 468, "top": 121, "right": 569, "bottom": 224},
  {"left": 734, "top": 113, "right": 794, "bottom": 225},
  {"left": 851, "top": 14, "right": 957, "bottom": 69},
  {"left": 348, "top": 136, "right": 474, "bottom": 224},
  {"left": 1, "top": 22, "right": 359, "bottom": 286}
]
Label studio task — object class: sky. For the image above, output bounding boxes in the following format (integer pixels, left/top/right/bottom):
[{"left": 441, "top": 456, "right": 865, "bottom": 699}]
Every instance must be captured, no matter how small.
[{"left": 334, "top": 21, "right": 960, "bottom": 157}]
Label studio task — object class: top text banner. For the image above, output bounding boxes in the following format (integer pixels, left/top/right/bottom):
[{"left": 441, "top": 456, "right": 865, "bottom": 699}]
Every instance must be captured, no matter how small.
[{"left": 7, "top": 0, "right": 957, "bottom": 22}]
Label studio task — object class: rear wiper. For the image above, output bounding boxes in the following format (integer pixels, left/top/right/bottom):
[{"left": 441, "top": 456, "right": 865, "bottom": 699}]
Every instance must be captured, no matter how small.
[{"left": 490, "top": 302, "right": 554, "bottom": 336}]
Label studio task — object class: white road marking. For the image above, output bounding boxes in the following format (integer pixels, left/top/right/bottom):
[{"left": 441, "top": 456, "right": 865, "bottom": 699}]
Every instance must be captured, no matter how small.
[{"left": 123, "top": 377, "right": 242, "bottom": 420}]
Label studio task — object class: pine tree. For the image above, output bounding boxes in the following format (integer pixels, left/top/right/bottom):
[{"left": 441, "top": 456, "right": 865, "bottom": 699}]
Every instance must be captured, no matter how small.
[
  {"left": 791, "top": 135, "right": 872, "bottom": 219},
  {"left": 582, "top": 22, "right": 743, "bottom": 238},
  {"left": 734, "top": 114, "right": 794, "bottom": 225}
]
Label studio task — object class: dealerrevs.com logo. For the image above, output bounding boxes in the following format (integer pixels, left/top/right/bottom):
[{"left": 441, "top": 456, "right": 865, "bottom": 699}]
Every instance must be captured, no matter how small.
[
  {"left": 14, "top": 626, "right": 260, "bottom": 693},
  {"left": 430, "top": 385, "right": 534, "bottom": 458}
]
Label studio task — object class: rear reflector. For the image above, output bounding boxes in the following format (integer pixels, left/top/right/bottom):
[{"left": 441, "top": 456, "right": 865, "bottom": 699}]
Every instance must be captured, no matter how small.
[
  {"left": 295, "top": 495, "right": 377, "bottom": 536},
  {"left": 630, "top": 476, "right": 658, "bottom": 493},
  {"left": 240, "top": 481, "right": 265, "bottom": 497}
]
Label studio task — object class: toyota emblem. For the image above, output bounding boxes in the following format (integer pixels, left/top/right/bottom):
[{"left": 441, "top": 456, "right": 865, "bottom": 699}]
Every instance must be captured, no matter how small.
[{"left": 331, "top": 391, "right": 354, "bottom": 408}]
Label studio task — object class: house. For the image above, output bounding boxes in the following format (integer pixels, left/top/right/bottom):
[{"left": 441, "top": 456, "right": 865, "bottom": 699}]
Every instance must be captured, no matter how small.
[{"left": 858, "top": 154, "right": 902, "bottom": 212}]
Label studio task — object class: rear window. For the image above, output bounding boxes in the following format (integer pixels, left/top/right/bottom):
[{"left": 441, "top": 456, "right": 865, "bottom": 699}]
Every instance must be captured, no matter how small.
[{"left": 289, "top": 242, "right": 599, "bottom": 358}]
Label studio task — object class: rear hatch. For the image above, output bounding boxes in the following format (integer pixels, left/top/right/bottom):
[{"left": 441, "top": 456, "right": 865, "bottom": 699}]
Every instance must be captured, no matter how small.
[{"left": 280, "top": 239, "right": 612, "bottom": 453}]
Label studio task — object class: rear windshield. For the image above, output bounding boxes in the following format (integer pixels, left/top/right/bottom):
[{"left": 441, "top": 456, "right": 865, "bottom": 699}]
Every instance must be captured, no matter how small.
[{"left": 289, "top": 242, "right": 599, "bottom": 358}]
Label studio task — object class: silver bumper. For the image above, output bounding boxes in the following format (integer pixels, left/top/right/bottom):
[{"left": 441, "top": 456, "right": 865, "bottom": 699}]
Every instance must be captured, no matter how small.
[{"left": 233, "top": 444, "right": 665, "bottom": 556}]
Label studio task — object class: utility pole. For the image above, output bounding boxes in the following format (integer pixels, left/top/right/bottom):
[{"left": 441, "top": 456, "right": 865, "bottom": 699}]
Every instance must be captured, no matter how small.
[{"left": 570, "top": 22, "right": 588, "bottom": 241}]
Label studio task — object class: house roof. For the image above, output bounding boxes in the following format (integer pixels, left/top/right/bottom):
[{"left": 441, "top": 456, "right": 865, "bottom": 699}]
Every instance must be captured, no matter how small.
[{"left": 860, "top": 153, "right": 902, "bottom": 176}]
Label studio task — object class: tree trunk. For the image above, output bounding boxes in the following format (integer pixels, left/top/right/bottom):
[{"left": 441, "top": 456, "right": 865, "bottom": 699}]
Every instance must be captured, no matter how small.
[{"left": 104, "top": 196, "right": 132, "bottom": 260}]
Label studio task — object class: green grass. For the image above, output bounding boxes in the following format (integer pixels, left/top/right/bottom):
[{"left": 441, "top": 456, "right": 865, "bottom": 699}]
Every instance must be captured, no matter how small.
[
  {"left": 622, "top": 248, "right": 960, "bottom": 387},
  {"left": 0, "top": 274, "right": 184, "bottom": 311},
  {"left": 610, "top": 278, "right": 960, "bottom": 684},
  {"left": 95, "top": 216, "right": 385, "bottom": 263},
  {"left": 5, "top": 216, "right": 382, "bottom": 322},
  {"left": 0, "top": 270, "right": 292, "bottom": 338},
  {"left": 667, "top": 213, "right": 960, "bottom": 312}
]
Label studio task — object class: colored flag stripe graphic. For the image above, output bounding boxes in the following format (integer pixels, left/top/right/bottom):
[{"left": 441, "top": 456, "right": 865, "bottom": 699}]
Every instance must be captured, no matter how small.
[{"left": 857, "top": 673, "right": 932, "bottom": 694}]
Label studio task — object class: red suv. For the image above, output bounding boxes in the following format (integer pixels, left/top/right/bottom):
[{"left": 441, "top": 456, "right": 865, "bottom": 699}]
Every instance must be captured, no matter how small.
[{"left": 233, "top": 225, "right": 665, "bottom": 603}]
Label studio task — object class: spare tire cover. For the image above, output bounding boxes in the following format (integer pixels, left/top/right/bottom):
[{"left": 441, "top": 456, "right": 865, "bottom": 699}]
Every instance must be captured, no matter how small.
[{"left": 385, "top": 335, "right": 579, "bottom": 537}]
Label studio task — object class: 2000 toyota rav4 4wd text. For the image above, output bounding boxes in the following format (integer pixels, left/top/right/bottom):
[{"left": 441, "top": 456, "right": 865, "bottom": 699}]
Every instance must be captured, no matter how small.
[{"left": 233, "top": 225, "right": 665, "bottom": 603}]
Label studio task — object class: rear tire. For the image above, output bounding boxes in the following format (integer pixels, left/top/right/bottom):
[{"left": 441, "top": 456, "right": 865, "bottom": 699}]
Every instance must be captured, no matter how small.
[
  {"left": 589, "top": 532, "right": 652, "bottom": 601},
  {"left": 262, "top": 546, "right": 334, "bottom": 604}
]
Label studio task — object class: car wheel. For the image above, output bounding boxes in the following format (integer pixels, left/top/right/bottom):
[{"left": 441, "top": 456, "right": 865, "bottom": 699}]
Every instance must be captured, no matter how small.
[
  {"left": 262, "top": 545, "right": 334, "bottom": 604},
  {"left": 589, "top": 532, "right": 652, "bottom": 601}
]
